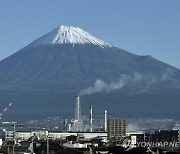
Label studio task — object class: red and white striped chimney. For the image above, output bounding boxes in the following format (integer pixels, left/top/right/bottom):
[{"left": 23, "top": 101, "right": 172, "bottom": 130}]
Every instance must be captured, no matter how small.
[{"left": 90, "top": 105, "right": 93, "bottom": 132}]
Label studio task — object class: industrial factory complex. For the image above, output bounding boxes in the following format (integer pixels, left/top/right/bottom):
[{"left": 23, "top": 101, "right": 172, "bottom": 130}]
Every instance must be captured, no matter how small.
[{"left": 0, "top": 96, "right": 180, "bottom": 153}]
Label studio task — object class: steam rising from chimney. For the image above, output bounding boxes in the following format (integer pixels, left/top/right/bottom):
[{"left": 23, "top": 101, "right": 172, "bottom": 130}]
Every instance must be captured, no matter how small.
[{"left": 78, "top": 69, "right": 178, "bottom": 96}]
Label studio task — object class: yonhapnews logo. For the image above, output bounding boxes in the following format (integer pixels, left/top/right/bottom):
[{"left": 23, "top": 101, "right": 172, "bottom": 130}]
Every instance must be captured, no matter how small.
[
  {"left": 123, "top": 138, "right": 180, "bottom": 151},
  {"left": 123, "top": 138, "right": 133, "bottom": 151}
]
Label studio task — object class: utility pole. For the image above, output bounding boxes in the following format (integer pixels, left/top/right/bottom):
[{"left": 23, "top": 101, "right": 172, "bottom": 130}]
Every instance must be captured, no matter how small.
[
  {"left": 13, "top": 123, "right": 16, "bottom": 144},
  {"left": 7, "top": 146, "right": 9, "bottom": 154},
  {"left": 12, "top": 122, "right": 21, "bottom": 154},
  {"left": 47, "top": 136, "right": 49, "bottom": 154},
  {"left": 13, "top": 122, "right": 17, "bottom": 154},
  {"left": 46, "top": 131, "right": 49, "bottom": 154},
  {"left": 31, "top": 135, "right": 34, "bottom": 153}
]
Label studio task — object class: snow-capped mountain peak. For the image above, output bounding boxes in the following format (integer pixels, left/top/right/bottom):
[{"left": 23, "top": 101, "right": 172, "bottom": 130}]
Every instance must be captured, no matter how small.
[{"left": 30, "top": 25, "right": 112, "bottom": 47}]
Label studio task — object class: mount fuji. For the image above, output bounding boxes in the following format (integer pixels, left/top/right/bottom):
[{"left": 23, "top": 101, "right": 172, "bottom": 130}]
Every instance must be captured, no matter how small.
[
  {"left": 0, "top": 25, "right": 180, "bottom": 120},
  {"left": 31, "top": 25, "right": 112, "bottom": 47}
]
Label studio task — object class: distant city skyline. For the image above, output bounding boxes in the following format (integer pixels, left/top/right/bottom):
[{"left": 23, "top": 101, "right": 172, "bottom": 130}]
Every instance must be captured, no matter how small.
[{"left": 0, "top": 0, "right": 180, "bottom": 68}]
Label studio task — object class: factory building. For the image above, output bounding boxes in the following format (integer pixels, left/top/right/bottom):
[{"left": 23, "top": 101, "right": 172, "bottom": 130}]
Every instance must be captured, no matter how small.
[
  {"left": 108, "top": 118, "right": 126, "bottom": 144},
  {"left": 11, "top": 131, "right": 107, "bottom": 141}
]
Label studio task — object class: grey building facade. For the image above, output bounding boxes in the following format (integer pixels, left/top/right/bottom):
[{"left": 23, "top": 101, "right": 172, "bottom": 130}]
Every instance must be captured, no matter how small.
[{"left": 108, "top": 118, "right": 126, "bottom": 143}]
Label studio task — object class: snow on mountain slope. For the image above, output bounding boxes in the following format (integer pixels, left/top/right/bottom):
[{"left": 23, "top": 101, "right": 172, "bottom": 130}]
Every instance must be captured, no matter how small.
[{"left": 30, "top": 25, "right": 112, "bottom": 48}]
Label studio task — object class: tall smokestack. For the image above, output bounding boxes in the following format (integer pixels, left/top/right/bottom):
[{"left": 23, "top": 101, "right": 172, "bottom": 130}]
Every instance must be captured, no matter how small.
[
  {"left": 90, "top": 105, "right": 93, "bottom": 132},
  {"left": 75, "top": 96, "right": 81, "bottom": 122},
  {"left": 104, "top": 110, "right": 107, "bottom": 132}
]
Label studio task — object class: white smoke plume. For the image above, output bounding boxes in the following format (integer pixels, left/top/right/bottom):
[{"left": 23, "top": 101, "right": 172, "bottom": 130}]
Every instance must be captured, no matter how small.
[
  {"left": 78, "top": 69, "right": 177, "bottom": 96},
  {"left": 161, "top": 68, "right": 177, "bottom": 83},
  {"left": 79, "top": 72, "right": 155, "bottom": 96},
  {"left": 79, "top": 75, "right": 128, "bottom": 96},
  {"left": 127, "top": 118, "right": 175, "bottom": 131},
  {"left": 126, "top": 123, "right": 140, "bottom": 132}
]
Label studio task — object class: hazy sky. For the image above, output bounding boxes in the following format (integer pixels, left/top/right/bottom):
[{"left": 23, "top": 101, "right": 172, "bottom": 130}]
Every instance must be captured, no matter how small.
[{"left": 0, "top": 0, "right": 180, "bottom": 68}]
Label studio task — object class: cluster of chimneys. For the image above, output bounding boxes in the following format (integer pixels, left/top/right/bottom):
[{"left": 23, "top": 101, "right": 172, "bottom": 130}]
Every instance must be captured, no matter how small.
[{"left": 75, "top": 96, "right": 108, "bottom": 132}]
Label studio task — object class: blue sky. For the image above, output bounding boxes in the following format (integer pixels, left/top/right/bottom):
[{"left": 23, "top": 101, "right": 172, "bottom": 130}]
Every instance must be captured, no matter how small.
[{"left": 0, "top": 0, "right": 180, "bottom": 68}]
